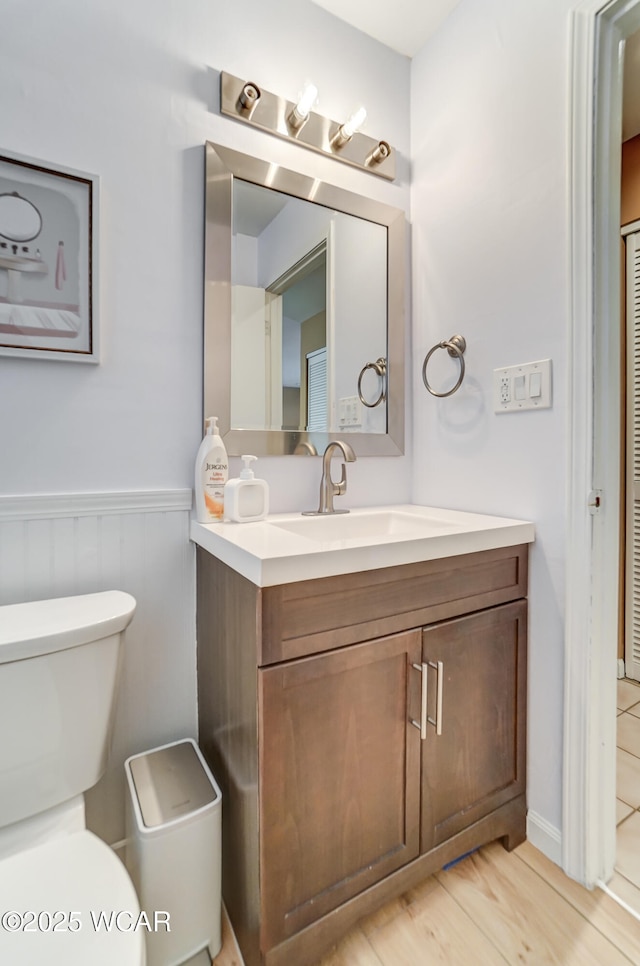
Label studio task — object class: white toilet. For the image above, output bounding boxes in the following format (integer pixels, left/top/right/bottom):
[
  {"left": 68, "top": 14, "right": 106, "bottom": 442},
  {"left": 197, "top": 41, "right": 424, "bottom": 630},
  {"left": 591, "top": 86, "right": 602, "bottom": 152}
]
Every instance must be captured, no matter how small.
[{"left": 0, "top": 590, "right": 145, "bottom": 965}]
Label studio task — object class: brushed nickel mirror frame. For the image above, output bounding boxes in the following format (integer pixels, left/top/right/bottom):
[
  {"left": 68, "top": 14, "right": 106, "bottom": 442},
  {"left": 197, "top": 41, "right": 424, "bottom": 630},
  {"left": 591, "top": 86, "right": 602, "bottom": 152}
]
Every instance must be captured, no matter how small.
[{"left": 204, "top": 141, "right": 405, "bottom": 456}]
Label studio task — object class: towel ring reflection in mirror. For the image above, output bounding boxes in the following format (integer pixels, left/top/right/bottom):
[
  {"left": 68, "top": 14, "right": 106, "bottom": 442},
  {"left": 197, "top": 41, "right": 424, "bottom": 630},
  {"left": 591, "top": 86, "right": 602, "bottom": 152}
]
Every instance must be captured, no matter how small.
[
  {"left": 357, "top": 357, "right": 387, "bottom": 408},
  {"left": 422, "top": 335, "right": 466, "bottom": 398}
]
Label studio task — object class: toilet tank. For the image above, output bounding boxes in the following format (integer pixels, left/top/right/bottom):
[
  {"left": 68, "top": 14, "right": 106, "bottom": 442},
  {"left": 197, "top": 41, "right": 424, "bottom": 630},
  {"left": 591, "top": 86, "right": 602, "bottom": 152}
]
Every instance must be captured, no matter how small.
[{"left": 0, "top": 591, "right": 136, "bottom": 829}]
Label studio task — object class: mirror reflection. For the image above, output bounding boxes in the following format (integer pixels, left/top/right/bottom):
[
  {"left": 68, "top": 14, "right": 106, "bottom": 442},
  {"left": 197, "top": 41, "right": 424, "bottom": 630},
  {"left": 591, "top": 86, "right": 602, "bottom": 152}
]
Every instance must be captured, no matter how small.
[
  {"left": 204, "top": 141, "right": 405, "bottom": 457},
  {"left": 231, "top": 179, "right": 387, "bottom": 435}
]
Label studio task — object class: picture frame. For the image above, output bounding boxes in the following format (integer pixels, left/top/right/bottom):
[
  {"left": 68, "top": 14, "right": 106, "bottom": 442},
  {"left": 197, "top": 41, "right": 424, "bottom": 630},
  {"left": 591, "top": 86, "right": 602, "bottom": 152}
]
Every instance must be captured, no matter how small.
[{"left": 0, "top": 149, "right": 99, "bottom": 363}]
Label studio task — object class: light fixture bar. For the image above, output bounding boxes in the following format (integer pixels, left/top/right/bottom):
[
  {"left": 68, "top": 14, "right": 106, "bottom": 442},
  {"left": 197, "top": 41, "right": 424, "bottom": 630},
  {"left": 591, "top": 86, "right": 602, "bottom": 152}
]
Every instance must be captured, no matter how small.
[{"left": 220, "top": 72, "right": 396, "bottom": 182}]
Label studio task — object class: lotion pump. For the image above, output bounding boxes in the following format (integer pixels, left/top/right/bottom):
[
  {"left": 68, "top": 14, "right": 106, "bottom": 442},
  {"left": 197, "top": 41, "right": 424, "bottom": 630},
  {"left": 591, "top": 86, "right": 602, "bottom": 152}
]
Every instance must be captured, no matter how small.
[
  {"left": 194, "top": 416, "right": 228, "bottom": 522},
  {"left": 224, "top": 455, "right": 269, "bottom": 523}
]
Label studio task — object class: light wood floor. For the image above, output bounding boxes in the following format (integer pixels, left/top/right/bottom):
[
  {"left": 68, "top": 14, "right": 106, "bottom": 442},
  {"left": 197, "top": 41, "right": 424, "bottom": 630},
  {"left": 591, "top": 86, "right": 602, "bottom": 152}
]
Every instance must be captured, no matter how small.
[{"left": 213, "top": 840, "right": 640, "bottom": 965}]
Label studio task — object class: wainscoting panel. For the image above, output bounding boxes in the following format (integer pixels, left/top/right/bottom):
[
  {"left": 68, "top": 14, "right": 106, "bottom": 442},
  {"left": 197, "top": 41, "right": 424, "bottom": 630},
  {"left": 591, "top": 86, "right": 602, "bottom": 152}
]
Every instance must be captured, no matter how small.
[{"left": 0, "top": 490, "right": 197, "bottom": 846}]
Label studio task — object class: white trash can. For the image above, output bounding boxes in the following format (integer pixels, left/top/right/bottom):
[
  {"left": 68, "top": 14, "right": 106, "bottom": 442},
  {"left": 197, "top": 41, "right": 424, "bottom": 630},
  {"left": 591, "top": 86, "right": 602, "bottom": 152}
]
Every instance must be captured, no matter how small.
[{"left": 125, "top": 738, "right": 222, "bottom": 966}]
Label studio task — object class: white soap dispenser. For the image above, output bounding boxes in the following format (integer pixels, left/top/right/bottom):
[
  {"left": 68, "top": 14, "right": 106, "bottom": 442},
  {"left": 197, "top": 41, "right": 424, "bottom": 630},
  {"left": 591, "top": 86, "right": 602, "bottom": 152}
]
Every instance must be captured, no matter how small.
[{"left": 224, "top": 455, "right": 269, "bottom": 523}]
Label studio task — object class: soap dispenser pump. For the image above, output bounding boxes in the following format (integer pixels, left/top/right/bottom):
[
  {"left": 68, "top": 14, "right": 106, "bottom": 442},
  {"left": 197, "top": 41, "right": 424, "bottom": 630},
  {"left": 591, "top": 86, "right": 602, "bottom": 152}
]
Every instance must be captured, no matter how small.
[{"left": 224, "top": 455, "right": 269, "bottom": 523}]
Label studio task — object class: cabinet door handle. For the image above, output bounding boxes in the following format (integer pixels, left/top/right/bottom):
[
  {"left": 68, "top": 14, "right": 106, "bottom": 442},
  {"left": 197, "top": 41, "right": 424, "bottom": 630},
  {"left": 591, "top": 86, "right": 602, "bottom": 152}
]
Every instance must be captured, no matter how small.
[
  {"left": 410, "top": 662, "right": 428, "bottom": 739},
  {"left": 410, "top": 660, "right": 443, "bottom": 739},
  {"left": 428, "top": 659, "right": 444, "bottom": 736}
]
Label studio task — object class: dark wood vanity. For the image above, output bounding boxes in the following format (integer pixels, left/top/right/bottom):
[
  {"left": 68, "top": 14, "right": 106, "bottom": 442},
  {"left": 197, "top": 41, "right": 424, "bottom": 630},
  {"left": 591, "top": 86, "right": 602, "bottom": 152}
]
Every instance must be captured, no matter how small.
[{"left": 196, "top": 541, "right": 528, "bottom": 966}]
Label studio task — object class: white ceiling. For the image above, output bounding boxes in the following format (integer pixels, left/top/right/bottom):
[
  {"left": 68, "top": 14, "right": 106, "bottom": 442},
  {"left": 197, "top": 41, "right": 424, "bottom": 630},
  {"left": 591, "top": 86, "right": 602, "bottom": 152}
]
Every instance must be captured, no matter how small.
[
  {"left": 312, "top": 0, "right": 640, "bottom": 142},
  {"left": 313, "top": 0, "right": 640, "bottom": 141},
  {"left": 310, "top": 0, "right": 462, "bottom": 59}
]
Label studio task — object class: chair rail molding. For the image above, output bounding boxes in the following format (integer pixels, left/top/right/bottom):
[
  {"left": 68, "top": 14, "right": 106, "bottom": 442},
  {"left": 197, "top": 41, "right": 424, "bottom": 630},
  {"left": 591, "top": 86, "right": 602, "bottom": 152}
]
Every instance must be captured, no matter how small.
[{"left": 0, "top": 489, "right": 192, "bottom": 520}]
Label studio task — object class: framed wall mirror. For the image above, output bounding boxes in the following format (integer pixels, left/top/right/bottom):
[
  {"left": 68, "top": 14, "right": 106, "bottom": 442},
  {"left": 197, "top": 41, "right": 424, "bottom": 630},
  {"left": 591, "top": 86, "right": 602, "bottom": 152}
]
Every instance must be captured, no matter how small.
[{"left": 204, "top": 141, "right": 405, "bottom": 456}]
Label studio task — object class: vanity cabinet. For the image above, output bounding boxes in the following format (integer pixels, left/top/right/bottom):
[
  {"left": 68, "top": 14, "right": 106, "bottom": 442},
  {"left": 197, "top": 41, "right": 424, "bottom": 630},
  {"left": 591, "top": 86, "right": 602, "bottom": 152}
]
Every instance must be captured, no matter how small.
[{"left": 196, "top": 543, "right": 528, "bottom": 966}]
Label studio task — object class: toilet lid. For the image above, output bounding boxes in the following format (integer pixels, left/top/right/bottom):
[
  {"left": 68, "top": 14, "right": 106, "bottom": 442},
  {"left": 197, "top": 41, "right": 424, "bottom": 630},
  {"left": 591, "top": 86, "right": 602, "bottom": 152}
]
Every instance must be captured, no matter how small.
[{"left": 0, "top": 830, "right": 145, "bottom": 965}]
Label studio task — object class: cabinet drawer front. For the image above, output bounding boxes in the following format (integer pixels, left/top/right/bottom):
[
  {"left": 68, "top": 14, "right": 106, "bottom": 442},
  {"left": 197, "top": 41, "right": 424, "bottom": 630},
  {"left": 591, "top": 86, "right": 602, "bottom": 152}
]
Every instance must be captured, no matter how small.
[
  {"left": 420, "top": 600, "right": 527, "bottom": 851},
  {"left": 261, "top": 545, "right": 527, "bottom": 665},
  {"left": 259, "top": 630, "right": 422, "bottom": 949}
]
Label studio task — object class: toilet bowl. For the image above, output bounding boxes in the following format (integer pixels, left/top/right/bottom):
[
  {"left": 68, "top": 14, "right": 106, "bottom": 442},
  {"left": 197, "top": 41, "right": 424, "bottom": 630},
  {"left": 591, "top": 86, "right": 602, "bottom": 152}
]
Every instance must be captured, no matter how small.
[{"left": 0, "top": 591, "right": 145, "bottom": 965}]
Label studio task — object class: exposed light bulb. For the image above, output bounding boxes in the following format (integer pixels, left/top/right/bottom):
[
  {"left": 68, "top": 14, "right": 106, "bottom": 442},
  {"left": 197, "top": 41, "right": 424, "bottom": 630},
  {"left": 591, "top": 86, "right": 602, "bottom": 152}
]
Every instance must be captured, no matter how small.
[
  {"left": 295, "top": 82, "right": 318, "bottom": 119},
  {"left": 331, "top": 105, "right": 368, "bottom": 149},
  {"left": 341, "top": 106, "right": 367, "bottom": 138},
  {"left": 289, "top": 82, "right": 318, "bottom": 130}
]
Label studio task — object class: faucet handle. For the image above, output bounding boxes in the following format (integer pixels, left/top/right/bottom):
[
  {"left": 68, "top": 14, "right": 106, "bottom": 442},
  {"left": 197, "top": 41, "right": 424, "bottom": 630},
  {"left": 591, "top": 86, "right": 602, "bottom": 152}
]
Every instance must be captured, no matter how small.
[{"left": 333, "top": 463, "right": 348, "bottom": 496}]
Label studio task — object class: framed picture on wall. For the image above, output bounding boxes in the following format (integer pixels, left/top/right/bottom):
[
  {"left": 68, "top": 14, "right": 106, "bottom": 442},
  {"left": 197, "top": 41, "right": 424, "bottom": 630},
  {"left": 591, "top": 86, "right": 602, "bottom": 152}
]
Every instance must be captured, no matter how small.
[{"left": 0, "top": 150, "right": 99, "bottom": 363}]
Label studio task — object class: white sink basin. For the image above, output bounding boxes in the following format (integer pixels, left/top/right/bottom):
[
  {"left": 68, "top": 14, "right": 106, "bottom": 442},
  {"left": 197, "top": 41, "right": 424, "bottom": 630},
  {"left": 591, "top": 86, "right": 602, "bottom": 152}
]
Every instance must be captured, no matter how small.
[
  {"left": 191, "top": 504, "right": 535, "bottom": 587},
  {"left": 270, "top": 509, "right": 464, "bottom": 543}
]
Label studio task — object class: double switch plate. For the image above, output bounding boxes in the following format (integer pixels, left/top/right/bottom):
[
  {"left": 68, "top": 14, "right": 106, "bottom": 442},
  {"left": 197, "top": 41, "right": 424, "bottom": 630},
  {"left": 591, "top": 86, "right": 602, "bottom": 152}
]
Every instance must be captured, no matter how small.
[{"left": 493, "top": 359, "right": 552, "bottom": 413}]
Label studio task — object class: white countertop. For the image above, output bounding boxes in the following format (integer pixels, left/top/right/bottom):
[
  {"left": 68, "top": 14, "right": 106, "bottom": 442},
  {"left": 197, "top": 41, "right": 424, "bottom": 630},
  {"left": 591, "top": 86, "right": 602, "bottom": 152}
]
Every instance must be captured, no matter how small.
[{"left": 190, "top": 504, "right": 535, "bottom": 587}]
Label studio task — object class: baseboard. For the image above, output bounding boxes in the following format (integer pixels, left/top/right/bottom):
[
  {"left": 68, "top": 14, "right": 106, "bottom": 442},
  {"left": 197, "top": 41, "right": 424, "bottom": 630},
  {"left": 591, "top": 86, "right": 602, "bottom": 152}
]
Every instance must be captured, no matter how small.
[
  {"left": 618, "top": 658, "right": 626, "bottom": 679},
  {"left": 527, "top": 810, "right": 562, "bottom": 866}
]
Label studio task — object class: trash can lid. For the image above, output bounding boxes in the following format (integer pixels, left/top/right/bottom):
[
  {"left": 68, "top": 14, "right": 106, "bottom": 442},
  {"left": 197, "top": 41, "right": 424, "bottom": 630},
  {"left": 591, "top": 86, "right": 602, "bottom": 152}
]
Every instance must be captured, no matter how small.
[{"left": 128, "top": 740, "right": 219, "bottom": 829}]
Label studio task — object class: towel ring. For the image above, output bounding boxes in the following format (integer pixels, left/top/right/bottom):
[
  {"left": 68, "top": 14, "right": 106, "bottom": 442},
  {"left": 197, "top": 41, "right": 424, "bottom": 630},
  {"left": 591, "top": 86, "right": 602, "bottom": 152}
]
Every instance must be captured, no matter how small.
[
  {"left": 357, "top": 357, "right": 387, "bottom": 408},
  {"left": 422, "top": 335, "right": 466, "bottom": 398}
]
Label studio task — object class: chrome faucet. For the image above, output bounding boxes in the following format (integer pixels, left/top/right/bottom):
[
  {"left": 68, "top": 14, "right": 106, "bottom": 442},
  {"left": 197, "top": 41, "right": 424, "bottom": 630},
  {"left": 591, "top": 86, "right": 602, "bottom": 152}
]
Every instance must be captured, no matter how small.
[{"left": 303, "top": 440, "right": 357, "bottom": 515}]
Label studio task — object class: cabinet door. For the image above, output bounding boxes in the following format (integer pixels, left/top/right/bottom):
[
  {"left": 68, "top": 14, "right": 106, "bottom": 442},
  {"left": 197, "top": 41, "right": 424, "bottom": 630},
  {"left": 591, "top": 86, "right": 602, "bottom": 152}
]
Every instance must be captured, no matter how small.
[
  {"left": 420, "top": 600, "right": 527, "bottom": 852},
  {"left": 259, "top": 630, "right": 422, "bottom": 949}
]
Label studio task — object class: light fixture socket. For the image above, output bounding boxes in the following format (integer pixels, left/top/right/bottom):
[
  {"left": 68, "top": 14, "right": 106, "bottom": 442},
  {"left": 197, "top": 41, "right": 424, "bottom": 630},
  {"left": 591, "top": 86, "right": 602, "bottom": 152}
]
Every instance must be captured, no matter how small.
[
  {"left": 366, "top": 141, "right": 391, "bottom": 166},
  {"left": 288, "top": 106, "right": 309, "bottom": 132},
  {"left": 330, "top": 106, "right": 367, "bottom": 151},
  {"left": 237, "top": 82, "right": 261, "bottom": 116},
  {"left": 330, "top": 125, "right": 352, "bottom": 150}
]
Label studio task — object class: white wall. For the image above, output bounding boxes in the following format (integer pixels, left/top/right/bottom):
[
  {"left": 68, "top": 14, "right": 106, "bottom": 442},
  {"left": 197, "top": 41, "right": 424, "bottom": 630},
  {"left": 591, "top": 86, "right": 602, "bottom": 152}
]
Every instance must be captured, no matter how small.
[
  {"left": 411, "top": 0, "right": 571, "bottom": 847},
  {"left": 0, "top": 0, "right": 411, "bottom": 843},
  {"left": 0, "top": 0, "right": 411, "bottom": 506}
]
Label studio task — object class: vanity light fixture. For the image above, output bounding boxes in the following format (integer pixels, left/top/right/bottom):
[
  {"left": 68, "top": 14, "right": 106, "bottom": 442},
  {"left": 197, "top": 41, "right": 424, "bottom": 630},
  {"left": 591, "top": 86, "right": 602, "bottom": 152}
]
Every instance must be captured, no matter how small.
[
  {"left": 220, "top": 71, "right": 396, "bottom": 181},
  {"left": 288, "top": 82, "right": 318, "bottom": 131},
  {"left": 330, "top": 106, "right": 367, "bottom": 149}
]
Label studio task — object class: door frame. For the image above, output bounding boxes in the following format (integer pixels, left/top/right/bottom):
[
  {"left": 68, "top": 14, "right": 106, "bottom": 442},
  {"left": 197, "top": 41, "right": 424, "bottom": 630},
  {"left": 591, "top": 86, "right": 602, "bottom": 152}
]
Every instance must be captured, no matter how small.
[{"left": 566, "top": 0, "right": 640, "bottom": 886}]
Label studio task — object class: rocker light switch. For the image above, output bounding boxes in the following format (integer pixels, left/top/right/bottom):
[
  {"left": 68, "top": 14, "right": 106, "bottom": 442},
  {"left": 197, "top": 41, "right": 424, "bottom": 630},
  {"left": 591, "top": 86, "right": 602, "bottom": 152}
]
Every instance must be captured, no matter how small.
[
  {"left": 514, "top": 375, "right": 526, "bottom": 400},
  {"left": 529, "top": 371, "right": 542, "bottom": 397}
]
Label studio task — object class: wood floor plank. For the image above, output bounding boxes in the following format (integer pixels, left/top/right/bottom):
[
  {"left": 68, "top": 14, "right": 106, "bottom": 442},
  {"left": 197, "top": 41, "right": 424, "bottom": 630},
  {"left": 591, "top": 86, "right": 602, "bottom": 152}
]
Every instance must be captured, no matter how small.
[
  {"left": 436, "top": 842, "right": 634, "bottom": 965},
  {"left": 359, "top": 876, "right": 440, "bottom": 938},
  {"left": 607, "top": 871, "right": 640, "bottom": 918},
  {"left": 364, "top": 878, "right": 507, "bottom": 965},
  {"left": 317, "top": 926, "right": 383, "bottom": 966},
  {"left": 515, "top": 840, "right": 640, "bottom": 964},
  {"left": 212, "top": 904, "right": 244, "bottom": 966}
]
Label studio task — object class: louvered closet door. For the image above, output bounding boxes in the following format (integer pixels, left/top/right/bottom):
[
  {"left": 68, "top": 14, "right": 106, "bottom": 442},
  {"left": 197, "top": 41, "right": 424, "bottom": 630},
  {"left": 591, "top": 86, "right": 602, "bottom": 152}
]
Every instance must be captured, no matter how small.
[
  {"left": 306, "top": 346, "right": 327, "bottom": 430},
  {"left": 626, "top": 230, "right": 640, "bottom": 680}
]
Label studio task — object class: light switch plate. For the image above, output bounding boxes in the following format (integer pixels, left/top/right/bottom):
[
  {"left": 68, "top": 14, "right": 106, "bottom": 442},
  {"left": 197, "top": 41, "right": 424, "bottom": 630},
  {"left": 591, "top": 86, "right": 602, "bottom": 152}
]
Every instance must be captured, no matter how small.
[
  {"left": 338, "top": 395, "right": 363, "bottom": 427},
  {"left": 493, "top": 359, "right": 552, "bottom": 413}
]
